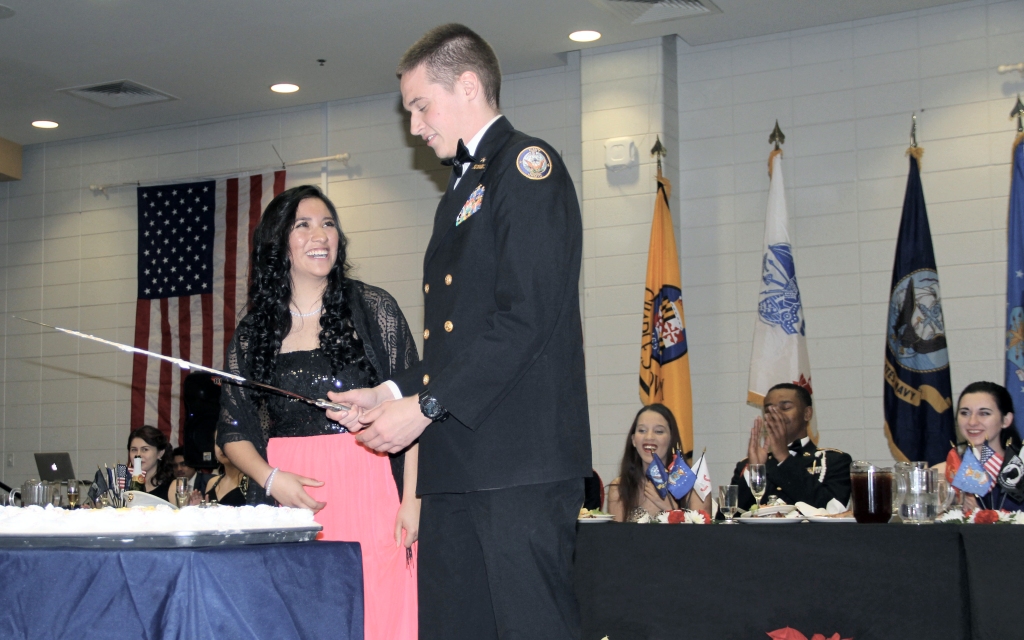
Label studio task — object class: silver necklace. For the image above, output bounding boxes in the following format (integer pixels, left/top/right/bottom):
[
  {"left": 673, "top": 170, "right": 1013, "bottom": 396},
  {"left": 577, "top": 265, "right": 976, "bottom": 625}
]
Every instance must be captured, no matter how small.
[{"left": 289, "top": 304, "right": 323, "bottom": 318}]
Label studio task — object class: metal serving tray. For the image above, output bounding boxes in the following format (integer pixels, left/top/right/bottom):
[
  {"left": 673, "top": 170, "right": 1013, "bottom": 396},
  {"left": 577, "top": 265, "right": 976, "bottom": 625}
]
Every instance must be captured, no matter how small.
[{"left": 0, "top": 525, "right": 322, "bottom": 549}]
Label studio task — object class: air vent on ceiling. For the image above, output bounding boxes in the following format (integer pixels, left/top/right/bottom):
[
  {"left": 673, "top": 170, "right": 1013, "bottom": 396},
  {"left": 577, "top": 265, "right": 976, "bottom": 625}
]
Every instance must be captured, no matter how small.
[
  {"left": 603, "top": 0, "right": 720, "bottom": 25},
  {"left": 60, "top": 80, "right": 177, "bottom": 109}
]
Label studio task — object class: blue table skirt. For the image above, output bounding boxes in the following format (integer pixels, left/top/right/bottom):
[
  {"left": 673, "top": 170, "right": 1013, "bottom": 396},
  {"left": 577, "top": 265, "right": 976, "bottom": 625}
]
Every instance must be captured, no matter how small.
[{"left": 0, "top": 541, "right": 364, "bottom": 640}]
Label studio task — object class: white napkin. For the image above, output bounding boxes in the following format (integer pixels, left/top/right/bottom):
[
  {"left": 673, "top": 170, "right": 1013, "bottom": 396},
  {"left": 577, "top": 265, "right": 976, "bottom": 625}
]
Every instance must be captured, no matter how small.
[{"left": 794, "top": 499, "right": 847, "bottom": 517}]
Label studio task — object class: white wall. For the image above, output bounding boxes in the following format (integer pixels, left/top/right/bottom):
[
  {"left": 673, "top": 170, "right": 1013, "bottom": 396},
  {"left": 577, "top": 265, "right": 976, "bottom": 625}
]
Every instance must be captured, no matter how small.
[{"left": 0, "top": 60, "right": 581, "bottom": 487}]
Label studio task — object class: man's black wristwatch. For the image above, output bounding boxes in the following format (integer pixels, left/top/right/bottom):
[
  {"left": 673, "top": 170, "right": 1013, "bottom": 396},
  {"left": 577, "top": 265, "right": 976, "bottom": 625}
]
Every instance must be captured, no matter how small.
[{"left": 419, "top": 389, "right": 449, "bottom": 422}]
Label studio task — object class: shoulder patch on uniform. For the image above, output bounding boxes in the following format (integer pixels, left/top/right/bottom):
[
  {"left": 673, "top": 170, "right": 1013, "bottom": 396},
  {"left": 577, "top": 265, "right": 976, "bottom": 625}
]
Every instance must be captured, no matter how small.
[{"left": 516, "top": 146, "right": 552, "bottom": 180}]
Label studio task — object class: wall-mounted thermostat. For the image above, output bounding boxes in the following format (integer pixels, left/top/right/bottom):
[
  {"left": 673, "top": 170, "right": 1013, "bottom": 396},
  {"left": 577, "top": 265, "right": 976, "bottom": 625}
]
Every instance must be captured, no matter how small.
[{"left": 604, "top": 137, "right": 638, "bottom": 170}]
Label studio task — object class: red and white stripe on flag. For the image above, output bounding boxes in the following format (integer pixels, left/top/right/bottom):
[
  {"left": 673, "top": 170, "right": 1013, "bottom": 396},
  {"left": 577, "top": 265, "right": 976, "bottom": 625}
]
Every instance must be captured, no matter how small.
[
  {"left": 130, "top": 171, "right": 286, "bottom": 444},
  {"left": 985, "top": 453, "right": 1004, "bottom": 485}
]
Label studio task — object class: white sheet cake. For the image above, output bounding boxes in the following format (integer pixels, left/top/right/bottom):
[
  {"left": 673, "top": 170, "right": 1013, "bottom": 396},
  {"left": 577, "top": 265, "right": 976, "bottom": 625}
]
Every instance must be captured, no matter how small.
[{"left": 0, "top": 504, "right": 316, "bottom": 535}]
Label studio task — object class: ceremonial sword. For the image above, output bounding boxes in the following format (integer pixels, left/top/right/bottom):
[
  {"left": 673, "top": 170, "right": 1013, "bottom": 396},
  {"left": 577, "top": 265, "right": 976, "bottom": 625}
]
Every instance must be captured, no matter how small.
[{"left": 13, "top": 316, "right": 350, "bottom": 412}]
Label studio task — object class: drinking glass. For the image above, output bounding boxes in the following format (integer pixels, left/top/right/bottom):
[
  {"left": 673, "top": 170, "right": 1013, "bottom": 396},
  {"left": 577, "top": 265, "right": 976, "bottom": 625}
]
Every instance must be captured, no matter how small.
[
  {"left": 175, "top": 479, "right": 190, "bottom": 508},
  {"left": 719, "top": 485, "right": 739, "bottom": 524},
  {"left": 66, "top": 479, "right": 80, "bottom": 509},
  {"left": 748, "top": 464, "right": 767, "bottom": 511},
  {"left": 850, "top": 461, "right": 893, "bottom": 523}
]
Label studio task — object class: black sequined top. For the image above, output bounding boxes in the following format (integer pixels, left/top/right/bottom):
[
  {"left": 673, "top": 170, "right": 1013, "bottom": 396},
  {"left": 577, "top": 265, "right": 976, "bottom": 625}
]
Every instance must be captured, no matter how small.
[
  {"left": 264, "top": 349, "right": 373, "bottom": 438},
  {"left": 217, "top": 280, "right": 419, "bottom": 505}
]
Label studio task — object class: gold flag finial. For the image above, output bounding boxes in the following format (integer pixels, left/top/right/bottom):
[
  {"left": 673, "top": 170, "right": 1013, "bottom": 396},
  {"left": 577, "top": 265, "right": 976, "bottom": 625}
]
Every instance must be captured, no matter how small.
[{"left": 768, "top": 120, "right": 785, "bottom": 150}]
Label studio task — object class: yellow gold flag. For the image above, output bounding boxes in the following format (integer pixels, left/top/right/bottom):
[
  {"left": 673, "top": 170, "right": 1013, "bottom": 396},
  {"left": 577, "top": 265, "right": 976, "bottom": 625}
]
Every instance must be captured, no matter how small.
[{"left": 640, "top": 172, "right": 693, "bottom": 458}]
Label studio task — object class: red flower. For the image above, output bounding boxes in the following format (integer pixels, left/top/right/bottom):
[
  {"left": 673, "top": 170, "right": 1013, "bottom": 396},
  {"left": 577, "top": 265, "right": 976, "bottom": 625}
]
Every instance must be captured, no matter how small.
[
  {"left": 695, "top": 509, "right": 711, "bottom": 524},
  {"left": 974, "top": 510, "right": 1000, "bottom": 524},
  {"left": 667, "top": 510, "right": 686, "bottom": 524}
]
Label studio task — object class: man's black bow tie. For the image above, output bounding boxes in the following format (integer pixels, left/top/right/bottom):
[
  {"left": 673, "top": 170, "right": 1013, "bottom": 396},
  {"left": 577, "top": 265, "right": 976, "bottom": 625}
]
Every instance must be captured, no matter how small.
[
  {"left": 789, "top": 440, "right": 803, "bottom": 455},
  {"left": 441, "top": 139, "right": 478, "bottom": 177}
]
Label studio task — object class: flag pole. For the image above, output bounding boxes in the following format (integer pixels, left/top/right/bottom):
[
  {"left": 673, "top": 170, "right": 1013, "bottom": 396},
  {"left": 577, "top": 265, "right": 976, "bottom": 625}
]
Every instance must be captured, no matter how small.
[
  {"left": 768, "top": 121, "right": 785, "bottom": 177},
  {"left": 651, "top": 136, "right": 667, "bottom": 180},
  {"left": 1011, "top": 95, "right": 1024, "bottom": 150},
  {"left": 907, "top": 112, "right": 924, "bottom": 164}
]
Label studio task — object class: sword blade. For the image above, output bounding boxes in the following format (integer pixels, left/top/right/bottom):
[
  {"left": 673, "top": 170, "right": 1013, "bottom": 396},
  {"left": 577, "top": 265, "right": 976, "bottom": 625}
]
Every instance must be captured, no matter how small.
[{"left": 12, "top": 316, "right": 349, "bottom": 412}]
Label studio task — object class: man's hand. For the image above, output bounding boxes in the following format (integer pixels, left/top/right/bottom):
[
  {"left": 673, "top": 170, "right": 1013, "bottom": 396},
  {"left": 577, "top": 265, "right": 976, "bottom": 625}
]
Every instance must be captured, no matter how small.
[
  {"left": 747, "top": 420, "right": 768, "bottom": 466},
  {"left": 355, "top": 396, "right": 432, "bottom": 453},
  {"left": 327, "top": 385, "right": 393, "bottom": 432},
  {"left": 763, "top": 405, "right": 791, "bottom": 463}
]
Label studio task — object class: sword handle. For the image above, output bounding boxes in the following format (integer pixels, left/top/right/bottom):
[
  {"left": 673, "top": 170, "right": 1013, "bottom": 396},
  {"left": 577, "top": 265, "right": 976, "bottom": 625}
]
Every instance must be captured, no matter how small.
[{"left": 315, "top": 398, "right": 350, "bottom": 412}]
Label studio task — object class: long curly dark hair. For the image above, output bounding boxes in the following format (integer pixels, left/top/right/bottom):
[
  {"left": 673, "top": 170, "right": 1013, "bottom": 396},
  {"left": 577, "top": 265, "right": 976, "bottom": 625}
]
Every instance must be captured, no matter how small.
[
  {"left": 241, "top": 185, "right": 377, "bottom": 389},
  {"left": 616, "top": 404, "right": 683, "bottom": 518}
]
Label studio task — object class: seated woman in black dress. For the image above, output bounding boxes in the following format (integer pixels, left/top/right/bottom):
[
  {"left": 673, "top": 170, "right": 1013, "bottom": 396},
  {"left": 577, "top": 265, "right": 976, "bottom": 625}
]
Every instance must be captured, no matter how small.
[
  {"left": 128, "top": 425, "right": 176, "bottom": 501},
  {"left": 608, "top": 404, "right": 710, "bottom": 522},
  {"left": 947, "top": 381, "right": 1024, "bottom": 511},
  {"left": 203, "top": 430, "right": 247, "bottom": 506}
]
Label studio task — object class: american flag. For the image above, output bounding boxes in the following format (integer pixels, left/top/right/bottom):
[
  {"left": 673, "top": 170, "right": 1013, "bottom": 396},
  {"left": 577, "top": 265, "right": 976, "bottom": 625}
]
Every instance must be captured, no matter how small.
[
  {"left": 130, "top": 171, "right": 285, "bottom": 444},
  {"left": 979, "top": 444, "right": 1004, "bottom": 487}
]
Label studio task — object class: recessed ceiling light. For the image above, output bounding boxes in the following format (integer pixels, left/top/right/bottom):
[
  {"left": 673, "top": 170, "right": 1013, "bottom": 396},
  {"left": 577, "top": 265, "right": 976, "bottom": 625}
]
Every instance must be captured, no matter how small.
[
  {"left": 569, "top": 30, "right": 601, "bottom": 43},
  {"left": 32, "top": 120, "right": 59, "bottom": 129},
  {"left": 271, "top": 83, "right": 299, "bottom": 94}
]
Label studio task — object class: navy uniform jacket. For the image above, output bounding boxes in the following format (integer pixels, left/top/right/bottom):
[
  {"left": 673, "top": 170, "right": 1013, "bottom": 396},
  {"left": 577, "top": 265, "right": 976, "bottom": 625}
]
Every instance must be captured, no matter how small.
[
  {"left": 392, "top": 116, "right": 592, "bottom": 495},
  {"left": 729, "top": 440, "right": 853, "bottom": 510}
]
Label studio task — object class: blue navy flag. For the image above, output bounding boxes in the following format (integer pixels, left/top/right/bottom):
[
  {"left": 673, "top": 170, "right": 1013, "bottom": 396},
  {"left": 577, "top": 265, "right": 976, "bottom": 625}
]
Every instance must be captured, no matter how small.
[
  {"left": 1004, "top": 137, "right": 1024, "bottom": 437},
  {"left": 883, "top": 153, "right": 955, "bottom": 465}
]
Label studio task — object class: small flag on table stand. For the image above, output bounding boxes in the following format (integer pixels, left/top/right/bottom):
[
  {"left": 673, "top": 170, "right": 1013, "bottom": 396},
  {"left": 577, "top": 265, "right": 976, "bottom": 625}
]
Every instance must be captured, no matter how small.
[{"left": 883, "top": 117, "right": 954, "bottom": 465}]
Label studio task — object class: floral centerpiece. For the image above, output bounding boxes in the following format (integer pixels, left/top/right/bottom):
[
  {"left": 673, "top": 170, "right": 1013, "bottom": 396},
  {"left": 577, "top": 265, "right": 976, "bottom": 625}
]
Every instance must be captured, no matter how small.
[
  {"left": 935, "top": 507, "right": 1024, "bottom": 524},
  {"left": 633, "top": 509, "right": 711, "bottom": 524}
]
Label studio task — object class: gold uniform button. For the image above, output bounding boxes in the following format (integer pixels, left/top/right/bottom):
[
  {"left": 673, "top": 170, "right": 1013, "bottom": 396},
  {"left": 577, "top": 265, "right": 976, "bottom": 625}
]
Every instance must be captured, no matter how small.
[
  {"left": 422, "top": 374, "right": 430, "bottom": 386},
  {"left": 444, "top": 321, "right": 453, "bottom": 332},
  {"left": 444, "top": 274, "right": 453, "bottom": 285},
  {"left": 424, "top": 283, "right": 430, "bottom": 294},
  {"left": 423, "top": 329, "right": 430, "bottom": 340}
]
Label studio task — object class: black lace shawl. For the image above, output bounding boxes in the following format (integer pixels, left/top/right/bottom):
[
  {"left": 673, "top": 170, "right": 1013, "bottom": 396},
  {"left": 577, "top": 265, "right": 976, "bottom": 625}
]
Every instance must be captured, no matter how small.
[{"left": 217, "top": 280, "right": 419, "bottom": 505}]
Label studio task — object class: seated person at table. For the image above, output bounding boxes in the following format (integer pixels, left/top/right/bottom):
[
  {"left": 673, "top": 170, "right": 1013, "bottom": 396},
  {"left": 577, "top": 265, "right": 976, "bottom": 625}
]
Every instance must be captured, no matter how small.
[
  {"left": 171, "top": 446, "right": 212, "bottom": 496},
  {"left": 729, "top": 384, "right": 852, "bottom": 511},
  {"left": 608, "top": 404, "right": 711, "bottom": 522},
  {"left": 128, "top": 425, "right": 177, "bottom": 501},
  {"left": 202, "top": 430, "right": 247, "bottom": 507},
  {"left": 948, "top": 381, "right": 1024, "bottom": 512}
]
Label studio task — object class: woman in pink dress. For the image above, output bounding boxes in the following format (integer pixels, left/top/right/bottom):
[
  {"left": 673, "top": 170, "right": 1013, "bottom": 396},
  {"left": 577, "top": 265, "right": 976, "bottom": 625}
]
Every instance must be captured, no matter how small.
[{"left": 219, "top": 185, "right": 419, "bottom": 640}]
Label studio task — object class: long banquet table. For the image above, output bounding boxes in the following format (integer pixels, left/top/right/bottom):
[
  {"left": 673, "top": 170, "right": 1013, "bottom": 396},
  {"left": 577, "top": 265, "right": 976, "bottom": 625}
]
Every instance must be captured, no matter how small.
[
  {"left": 573, "top": 522, "right": 1022, "bottom": 640},
  {"left": 0, "top": 541, "right": 364, "bottom": 640}
]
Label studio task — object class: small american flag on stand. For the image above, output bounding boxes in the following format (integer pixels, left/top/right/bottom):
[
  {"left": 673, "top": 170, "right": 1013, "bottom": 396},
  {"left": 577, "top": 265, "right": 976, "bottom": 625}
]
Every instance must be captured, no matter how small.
[
  {"left": 130, "top": 171, "right": 285, "bottom": 444},
  {"left": 979, "top": 444, "right": 1004, "bottom": 487}
]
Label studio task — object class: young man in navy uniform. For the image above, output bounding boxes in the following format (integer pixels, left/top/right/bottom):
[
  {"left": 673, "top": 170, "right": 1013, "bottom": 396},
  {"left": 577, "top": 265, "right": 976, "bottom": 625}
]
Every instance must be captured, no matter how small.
[
  {"left": 730, "top": 383, "right": 852, "bottom": 511},
  {"left": 328, "top": 23, "right": 591, "bottom": 640}
]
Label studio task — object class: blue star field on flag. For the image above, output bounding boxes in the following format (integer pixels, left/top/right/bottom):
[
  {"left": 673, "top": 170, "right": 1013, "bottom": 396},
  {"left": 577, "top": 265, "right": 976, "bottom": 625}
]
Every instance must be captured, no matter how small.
[{"left": 137, "top": 181, "right": 216, "bottom": 300}]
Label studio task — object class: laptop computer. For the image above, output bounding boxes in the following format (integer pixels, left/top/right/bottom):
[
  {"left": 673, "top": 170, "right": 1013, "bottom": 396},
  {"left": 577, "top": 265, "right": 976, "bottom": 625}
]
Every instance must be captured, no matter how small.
[{"left": 34, "top": 452, "right": 76, "bottom": 482}]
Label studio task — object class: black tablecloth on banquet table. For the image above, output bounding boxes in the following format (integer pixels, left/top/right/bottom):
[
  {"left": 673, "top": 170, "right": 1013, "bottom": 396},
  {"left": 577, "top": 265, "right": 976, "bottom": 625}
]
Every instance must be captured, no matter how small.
[
  {"left": 574, "top": 523, "right": 973, "bottom": 640},
  {"left": 0, "top": 541, "right": 363, "bottom": 640}
]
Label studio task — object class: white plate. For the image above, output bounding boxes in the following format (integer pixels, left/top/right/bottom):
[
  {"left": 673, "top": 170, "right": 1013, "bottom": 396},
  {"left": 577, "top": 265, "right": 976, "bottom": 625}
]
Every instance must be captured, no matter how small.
[
  {"left": 577, "top": 515, "right": 614, "bottom": 523},
  {"left": 805, "top": 515, "right": 857, "bottom": 523},
  {"left": 736, "top": 516, "right": 804, "bottom": 524},
  {"left": 739, "top": 505, "right": 797, "bottom": 518}
]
